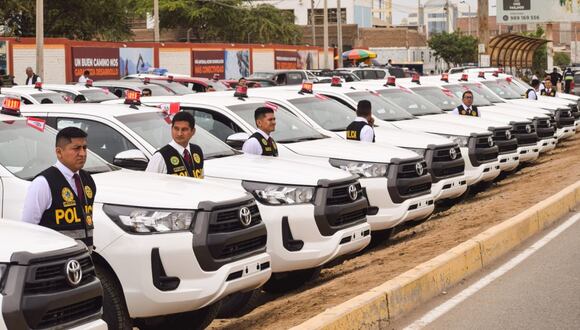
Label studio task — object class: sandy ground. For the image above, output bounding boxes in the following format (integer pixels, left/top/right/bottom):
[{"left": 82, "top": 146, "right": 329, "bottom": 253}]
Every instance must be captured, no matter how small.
[{"left": 210, "top": 133, "right": 580, "bottom": 330}]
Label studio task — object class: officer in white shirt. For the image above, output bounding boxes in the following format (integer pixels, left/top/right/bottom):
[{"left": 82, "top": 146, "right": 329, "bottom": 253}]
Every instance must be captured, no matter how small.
[
  {"left": 451, "top": 91, "right": 480, "bottom": 117},
  {"left": 22, "top": 127, "right": 96, "bottom": 248},
  {"left": 146, "top": 111, "right": 204, "bottom": 178},
  {"left": 78, "top": 70, "right": 90, "bottom": 83},
  {"left": 526, "top": 79, "right": 540, "bottom": 100},
  {"left": 242, "top": 107, "right": 278, "bottom": 156},
  {"left": 345, "top": 100, "right": 375, "bottom": 142}
]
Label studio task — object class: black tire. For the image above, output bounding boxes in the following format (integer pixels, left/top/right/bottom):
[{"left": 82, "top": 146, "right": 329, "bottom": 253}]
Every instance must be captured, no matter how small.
[
  {"left": 217, "top": 289, "right": 262, "bottom": 318},
  {"left": 262, "top": 268, "right": 321, "bottom": 294},
  {"left": 165, "top": 302, "right": 222, "bottom": 330},
  {"left": 369, "top": 228, "right": 395, "bottom": 248},
  {"left": 95, "top": 263, "right": 132, "bottom": 330}
]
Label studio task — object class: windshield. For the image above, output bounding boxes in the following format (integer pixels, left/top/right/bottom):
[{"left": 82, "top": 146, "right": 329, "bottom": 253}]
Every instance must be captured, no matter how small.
[
  {"left": 31, "top": 92, "right": 67, "bottom": 104},
  {"left": 345, "top": 91, "right": 414, "bottom": 121},
  {"left": 512, "top": 77, "right": 532, "bottom": 94},
  {"left": 116, "top": 111, "right": 236, "bottom": 159},
  {"left": 480, "top": 80, "right": 523, "bottom": 100},
  {"left": 154, "top": 82, "right": 195, "bottom": 95},
  {"left": 443, "top": 84, "right": 493, "bottom": 106},
  {"left": 376, "top": 88, "right": 444, "bottom": 115},
  {"left": 227, "top": 103, "right": 326, "bottom": 143},
  {"left": 464, "top": 83, "right": 505, "bottom": 103},
  {"left": 250, "top": 72, "right": 275, "bottom": 79},
  {"left": 0, "top": 120, "right": 115, "bottom": 180},
  {"left": 409, "top": 86, "right": 462, "bottom": 111},
  {"left": 80, "top": 89, "right": 119, "bottom": 102},
  {"left": 207, "top": 81, "right": 230, "bottom": 91},
  {"left": 138, "top": 84, "right": 176, "bottom": 96},
  {"left": 288, "top": 96, "right": 355, "bottom": 131}
]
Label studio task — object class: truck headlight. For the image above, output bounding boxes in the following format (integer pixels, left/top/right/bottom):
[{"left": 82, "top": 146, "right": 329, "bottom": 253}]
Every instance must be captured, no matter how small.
[
  {"left": 0, "top": 263, "right": 9, "bottom": 292},
  {"left": 441, "top": 135, "right": 469, "bottom": 147},
  {"left": 329, "top": 158, "right": 388, "bottom": 178},
  {"left": 103, "top": 204, "right": 194, "bottom": 234},
  {"left": 406, "top": 148, "right": 426, "bottom": 157},
  {"left": 242, "top": 181, "right": 315, "bottom": 205}
]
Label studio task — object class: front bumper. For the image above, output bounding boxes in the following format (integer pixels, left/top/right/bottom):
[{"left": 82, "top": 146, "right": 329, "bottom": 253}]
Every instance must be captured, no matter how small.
[
  {"left": 498, "top": 152, "right": 520, "bottom": 172},
  {"left": 258, "top": 203, "right": 371, "bottom": 273},
  {"left": 98, "top": 227, "right": 271, "bottom": 318},
  {"left": 517, "top": 145, "right": 540, "bottom": 163},
  {"left": 537, "top": 137, "right": 557, "bottom": 153},
  {"left": 461, "top": 147, "right": 501, "bottom": 185},
  {"left": 70, "top": 319, "right": 108, "bottom": 330},
  {"left": 431, "top": 174, "right": 468, "bottom": 201},
  {"left": 556, "top": 126, "right": 576, "bottom": 140},
  {"left": 360, "top": 177, "right": 434, "bottom": 231}
]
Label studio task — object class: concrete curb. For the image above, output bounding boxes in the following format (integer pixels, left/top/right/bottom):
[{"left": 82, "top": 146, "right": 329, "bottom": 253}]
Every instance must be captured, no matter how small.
[{"left": 291, "top": 181, "right": 580, "bottom": 330}]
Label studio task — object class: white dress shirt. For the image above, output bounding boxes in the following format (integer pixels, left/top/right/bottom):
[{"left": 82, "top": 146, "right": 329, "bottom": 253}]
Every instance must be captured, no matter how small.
[
  {"left": 146, "top": 140, "right": 191, "bottom": 174},
  {"left": 22, "top": 161, "right": 81, "bottom": 224},
  {"left": 354, "top": 117, "right": 375, "bottom": 143},
  {"left": 242, "top": 129, "right": 271, "bottom": 155},
  {"left": 78, "top": 75, "right": 88, "bottom": 83},
  {"left": 25, "top": 75, "right": 41, "bottom": 85},
  {"left": 527, "top": 89, "right": 538, "bottom": 100}
]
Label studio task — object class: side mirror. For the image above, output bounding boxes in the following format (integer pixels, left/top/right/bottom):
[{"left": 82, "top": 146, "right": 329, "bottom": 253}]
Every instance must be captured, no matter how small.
[
  {"left": 113, "top": 149, "right": 149, "bottom": 171},
  {"left": 226, "top": 132, "right": 250, "bottom": 150}
]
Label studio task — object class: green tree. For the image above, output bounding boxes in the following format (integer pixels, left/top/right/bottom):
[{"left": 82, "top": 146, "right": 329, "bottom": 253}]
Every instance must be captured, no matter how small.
[
  {"left": 428, "top": 31, "right": 478, "bottom": 68},
  {"left": 553, "top": 52, "right": 571, "bottom": 68},
  {"left": 0, "top": 0, "right": 133, "bottom": 41}
]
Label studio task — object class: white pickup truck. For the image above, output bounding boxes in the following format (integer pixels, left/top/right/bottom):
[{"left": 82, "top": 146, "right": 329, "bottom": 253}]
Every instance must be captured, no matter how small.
[
  {"left": 0, "top": 111, "right": 272, "bottom": 329},
  {"left": 0, "top": 220, "right": 107, "bottom": 330}
]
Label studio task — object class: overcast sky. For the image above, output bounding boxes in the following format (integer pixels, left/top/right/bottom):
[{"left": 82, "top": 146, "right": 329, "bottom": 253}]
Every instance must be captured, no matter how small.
[{"left": 392, "top": 0, "right": 498, "bottom": 24}]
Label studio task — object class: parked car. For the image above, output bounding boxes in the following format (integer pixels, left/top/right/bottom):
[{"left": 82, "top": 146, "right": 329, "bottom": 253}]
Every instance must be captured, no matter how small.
[
  {"left": 335, "top": 68, "right": 390, "bottom": 80},
  {"left": 93, "top": 80, "right": 176, "bottom": 97},
  {"left": 250, "top": 70, "right": 319, "bottom": 85},
  {"left": 11, "top": 83, "right": 119, "bottom": 103},
  {"left": 2, "top": 85, "right": 68, "bottom": 104}
]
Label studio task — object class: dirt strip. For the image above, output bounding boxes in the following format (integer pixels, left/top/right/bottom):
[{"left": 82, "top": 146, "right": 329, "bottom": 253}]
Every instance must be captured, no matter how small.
[{"left": 210, "top": 133, "right": 580, "bottom": 330}]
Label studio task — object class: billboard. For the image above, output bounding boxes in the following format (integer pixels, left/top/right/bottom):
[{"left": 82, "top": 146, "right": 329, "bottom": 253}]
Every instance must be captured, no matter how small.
[
  {"left": 192, "top": 50, "right": 225, "bottom": 78},
  {"left": 71, "top": 47, "right": 120, "bottom": 80},
  {"left": 275, "top": 50, "right": 298, "bottom": 70},
  {"left": 497, "top": 0, "right": 579, "bottom": 24},
  {"left": 119, "top": 48, "right": 154, "bottom": 76},
  {"left": 297, "top": 50, "right": 318, "bottom": 70},
  {"left": 224, "top": 49, "right": 250, "bottom": 79},
  {"left": 0, "top": 41, "right": 7, "bottom": 75}
]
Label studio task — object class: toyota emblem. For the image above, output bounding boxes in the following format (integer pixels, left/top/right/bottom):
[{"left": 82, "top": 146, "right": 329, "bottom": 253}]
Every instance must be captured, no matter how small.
[
  {"left": 348, "top": 185, "right": 358, "bottom": 201},
  {"left": 487, "top": 136, "right": 494, "bottom": 147},
  {"left": 505, "top": 130, "right": 512, "bottom": 140},
  {"left": 238, "top": 207, "right": 252, "bottom": 227},
  {"left": 415, "top": 162, "right": 424, "bottom": 176},
  {"left": 449, "top": 148, "right": 457, "bottom": 160},
  {"left": 546, "top": 120, "right": 552, "bottom": 128},
  {"left": 64, "top": 259, "right": 82, "bottom": 287},
  {"left": 525, "top": 124, "right": 532, "bottom": 134}
]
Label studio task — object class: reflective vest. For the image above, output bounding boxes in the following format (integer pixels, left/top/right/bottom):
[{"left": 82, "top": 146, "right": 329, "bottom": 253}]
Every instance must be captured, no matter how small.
[
  {"left": 157, "top": 144, "right": 204, "bottom": 178},
  {"left": 249, "top": 132, "right": 278, "bottom": 156},
  {"left": 37, "top": 167, "right": 95, "bottom": 247}
]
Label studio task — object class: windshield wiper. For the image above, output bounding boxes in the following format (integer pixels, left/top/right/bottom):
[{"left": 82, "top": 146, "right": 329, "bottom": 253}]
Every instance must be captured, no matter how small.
[{"left": 329, "top": 128, "right": 347, "bottom": 132}]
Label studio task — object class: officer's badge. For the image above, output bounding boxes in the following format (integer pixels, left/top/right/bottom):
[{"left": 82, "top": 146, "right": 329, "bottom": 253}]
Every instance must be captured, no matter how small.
[
  {"left": 62, "top": 187, "right": 74, "bottom": 202},
  {"left": 460, "top": 110, "right": 466, "bottom": 115},
  {"left": 272, "top": 142, "right": 277, "bottom": 149},
  {"left": 471, "top": 112, "right": 477, "bottom": 116},
  {"left": 170, "top": 156, "right": 180, "bottom": 165},
  {"left": 86, "top": 215, "right": 93, "bottom": 226},
  {"left": 84, "top": 186, "right": 93, "bottom": 199},
  {"left": 261, "top": 138, "right": 268, "bottom": 146},
  {"left": 193, "top": 153, "right": 201, "bottom": 164}
]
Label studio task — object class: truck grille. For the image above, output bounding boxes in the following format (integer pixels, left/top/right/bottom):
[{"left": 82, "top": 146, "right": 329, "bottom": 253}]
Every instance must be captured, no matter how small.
[
  {"left": 534, "top": 118, "right": 556, "bottom": 140},
  {"left": 331, "top": 209, "right": 368, "bottom": 227},
  {"left": 327, "top": 182, "right": 364, "bottom": 205},
  {"left": 24, "top": 255, "right": 95, "bottom": 294},
  {"left": 555, "top": 109, "right": 575, "bottom": 128},
  {"left": 387, "top": 159, "right": 432, "bottom": 203},
  {"left": 209, "top": 204, "right": 262, "bottom": 233},
  {"left": 491, "top": 127, "right": 519, "bottom": 154},
  {"left": 511, "top": 122, "right": 538, "bottom": 147},
  {"left": 218, "top": 236, "right": 268, "bottom": 259},
  {"left": 468, "top": 133, "right": 499, "bottom": 166},
  {"left": 37, "top": 297, "right": 101, "bottom": 329},
  {"left": 425, "top": 145, "right": 465, "bottom": 182}
]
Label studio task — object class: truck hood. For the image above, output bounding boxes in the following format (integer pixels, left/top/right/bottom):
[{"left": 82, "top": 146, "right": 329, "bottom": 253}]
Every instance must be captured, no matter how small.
[
  {"left": 93, "top": 169, "right": 248, "bottom": 209},
  {"left": 415, "top": 114, "right": 510, "bottom": 130},
  {"left": 0, "top": 220, "right": 77, "bottom": 261},
  {"left": 279, "top": 137, "right": 420, "bottom": 163},
  {"left": 388, "top": 118, "right": 488, "bottom": 136},
  {"left": 206, "top": 154, "right": 352, "bottom": 186},
  {"left": 487, "top": 102, "right": 551, "bottom": 117},
  {"left": 506, "top": 99, "right": 561, "bottom": 111},
  {"left": 333, "top": 126, "right": 454, "bottom": 149},
  {"left": 538, "top": 96, "right": 574, "bottom": 107}
]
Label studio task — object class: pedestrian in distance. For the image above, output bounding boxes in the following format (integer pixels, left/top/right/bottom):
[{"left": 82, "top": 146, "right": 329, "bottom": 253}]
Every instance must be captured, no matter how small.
[
  {"left": 22, "top": 127, "right": 96, "bottom": 249},
  {"left": 25, "top": 66, "right": 41, "bottom": 85},
  {"left": 452, "top": 90, "right": 480, "bottom": 117},
  {"left": 146, "top": 111, "right": 204, "bottom": 178},
  {"left": 563, "top": 68, "right": 574, "bottom": 94},
  {"left": 242, "top": 107, "right": 278, "bottom": 156},
  {"left": 526, "top": 79, "right": 540, "bottom": 100},
  {"left": 78, "top": 70, "right": 91, "bottom": 83},
  {"left": 346, "top": 100, "right": 375, "bottom": 142},
  {"left": 549, "top": 67, "right": 562, "bottom": 91}
]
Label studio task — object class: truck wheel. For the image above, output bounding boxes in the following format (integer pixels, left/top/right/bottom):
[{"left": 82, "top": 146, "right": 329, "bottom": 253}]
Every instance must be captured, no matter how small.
[
  {"left": 165, "top": 302, "right": 222, "bottom": 330},
  {"left": 95, "top": 264, "right": 132, "bottom": 330},
  {"left": 263, "top": 268, "right": 321, "bottom": 294},
  {"left": 217, "top": 289, "right": 262, "bottom": 318}
]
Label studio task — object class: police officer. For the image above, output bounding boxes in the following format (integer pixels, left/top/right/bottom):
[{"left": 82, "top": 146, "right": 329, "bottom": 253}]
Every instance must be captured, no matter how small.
[
  {"left": 242, "top": 107, "right": 278, "bottom": 156},
  {"left": 526, "top": 79, "right": 540, "bottom": 100},
  {"left": 22, "top": 127, "right": 96, "bottom": 248},
  {"left": 541, "top": 79, "right": 556, "bottom": 97},
  {"left": 564, "top": 68, "right": 574, "bottom": 94},
  {"left": 451, "top": 91, "right": 480, "bottom": 117},
  {"left": 146, "top": 111, "right": 204, "bottom": 178},
  {"left": 346, "top": 100, "right": 375, "bottom": 142}
]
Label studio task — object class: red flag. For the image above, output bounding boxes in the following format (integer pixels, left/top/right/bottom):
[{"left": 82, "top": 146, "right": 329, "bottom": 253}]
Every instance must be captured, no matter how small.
[
  {"left": 26, "top": 117, "right": 46, "bottom": 132},
  {"left": 160, "top": 102, "right": 180, "bottom": 114},
  {"left": 314, "top": 93, "right": 329, "bottom": 100},
  {"left": 442, "top": 88, "right": 454, "bottom": 98},
  {"left": 264, "top": 101, "right": 278, "bottom": 110},
  {"left": 398, "top": 86, "right": 412, "bottom": 94}
]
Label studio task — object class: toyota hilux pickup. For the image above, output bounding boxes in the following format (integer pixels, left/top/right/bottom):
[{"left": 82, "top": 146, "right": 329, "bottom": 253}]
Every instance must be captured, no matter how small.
[
  {"left": 0, "top": 108, "right": 271, "bottom": 329},
  {"left": 277, "top": 84, "right": 503, "bottom": 186},
  {"left": 0, "top": 220, "right": 106, "bottom": 330},
  {"left": 11, "top": 83, "right": 119, "bottom": 103}
]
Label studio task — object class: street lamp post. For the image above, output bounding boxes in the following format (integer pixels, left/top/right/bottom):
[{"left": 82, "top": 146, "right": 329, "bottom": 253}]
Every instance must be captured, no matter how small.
[{"left": 36, "top": 0, "right": 44, "bottom": 81}]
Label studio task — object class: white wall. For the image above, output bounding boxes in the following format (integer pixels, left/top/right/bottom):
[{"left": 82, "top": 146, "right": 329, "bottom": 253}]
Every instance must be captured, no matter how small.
[
  {"left": 159, "top": 49, "right": 191, "bottom": 75},
  {"left": 370, "top": 46, "right": 446, "bottom": 73},
  {"left": 13, "top": 46, "right": 66, "bottom": 84},
  {"left": 252, "top": 0, "right": 372, "bottom": 25},
  {"left": 252, "top": 49, "right": 275, "bottom": 72}
]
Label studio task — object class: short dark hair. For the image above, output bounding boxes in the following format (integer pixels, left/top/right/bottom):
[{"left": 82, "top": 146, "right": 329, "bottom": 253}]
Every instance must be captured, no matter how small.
[
  {"left": 172, "top": 111, "right": 195, "bottom": 129},
  {"left": 356, "top": 100, "right": 372, "bottom": 117},
  {"left": 83, "top": 70, "right": 90, "bottom": 75},
  {"left": 531, "top": 79, "right": 540, "bottom": 88},
  {"left": 56, "top": 127, "right": 87, "bottom": 147},
  {"left": 254, "top": 107, "right": 274, "bottom": 121},
  {"left": 462, "top": 91, "right": 473, "bottom": 99},
  {"left": 239, "top": 77, "right": 247, "bottom": 82}
]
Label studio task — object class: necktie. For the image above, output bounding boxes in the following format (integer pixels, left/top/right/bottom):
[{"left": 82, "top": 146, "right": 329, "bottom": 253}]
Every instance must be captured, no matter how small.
[
  {"left": 183, "top": 149, "right": 193, "bottom": 170},
  {"left": 73, "top": 173, "right": 85, "bottom": 202}
]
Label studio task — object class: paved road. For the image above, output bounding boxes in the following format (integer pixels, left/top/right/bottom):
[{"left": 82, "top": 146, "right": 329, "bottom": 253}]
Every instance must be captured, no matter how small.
[{"left": 395, "top": 212, "right": 580, "bottom": 330}]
